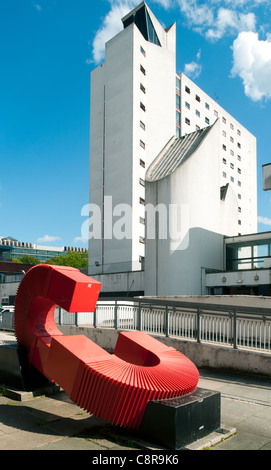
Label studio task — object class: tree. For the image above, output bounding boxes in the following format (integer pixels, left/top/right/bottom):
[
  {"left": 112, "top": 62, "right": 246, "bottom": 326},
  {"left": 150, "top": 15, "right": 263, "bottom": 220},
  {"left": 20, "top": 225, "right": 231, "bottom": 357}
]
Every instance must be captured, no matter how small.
[
  {"left": 45, "top": 251, "right": 88, "bottom": 269},
  {"left": 12, "top": 255, "right": 40, "bottom": 265}
]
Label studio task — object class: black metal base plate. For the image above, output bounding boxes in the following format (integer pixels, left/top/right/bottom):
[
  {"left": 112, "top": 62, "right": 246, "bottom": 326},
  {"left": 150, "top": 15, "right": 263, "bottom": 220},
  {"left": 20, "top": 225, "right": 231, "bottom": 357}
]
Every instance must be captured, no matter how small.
[
  {"left": 0, "top": 343, "right": 53, "bottom": 391},
  {"left": 138, "top": 388, "right": 221, "bottom": 450}
]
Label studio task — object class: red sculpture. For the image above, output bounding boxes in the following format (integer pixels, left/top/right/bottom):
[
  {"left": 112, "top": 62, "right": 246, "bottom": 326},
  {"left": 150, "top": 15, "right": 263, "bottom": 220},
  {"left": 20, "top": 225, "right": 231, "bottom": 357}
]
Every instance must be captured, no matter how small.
[{"left": 14, "top": 264, "right": 199, "bottom": 429}]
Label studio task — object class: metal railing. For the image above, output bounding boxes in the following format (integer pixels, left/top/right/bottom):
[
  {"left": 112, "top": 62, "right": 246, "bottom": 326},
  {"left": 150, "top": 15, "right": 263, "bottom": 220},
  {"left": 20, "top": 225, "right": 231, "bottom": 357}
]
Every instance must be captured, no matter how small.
[
  {"left": 1, "top": 298, "right": 271, "bottom": 353},
  {"left": 94, "top": 298, "right": 271, "bottom": 352}
]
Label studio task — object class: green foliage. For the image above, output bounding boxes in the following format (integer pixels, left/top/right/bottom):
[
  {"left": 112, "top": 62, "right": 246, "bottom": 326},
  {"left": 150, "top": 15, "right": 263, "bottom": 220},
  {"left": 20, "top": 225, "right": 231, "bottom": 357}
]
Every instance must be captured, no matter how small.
[
  {"left": 45, "top": 251, "right": 88, "bottom": 269},
  {"left": 12, "top": 255, "right": 40, "bottom": 265},
  {"left": 11, "top": 251, "right": 88, "bottom": 269}
]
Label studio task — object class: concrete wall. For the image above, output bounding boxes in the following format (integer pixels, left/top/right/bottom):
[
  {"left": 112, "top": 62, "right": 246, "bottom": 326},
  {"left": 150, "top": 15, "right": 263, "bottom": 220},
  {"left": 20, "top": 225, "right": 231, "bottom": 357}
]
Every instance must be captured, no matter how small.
[
  {"left": 0, "top": 283, "right": 19, "bottom": 305},
  {"left": 59, "top": 325, "right": 271, "bottom": 378},
  {"left": 91, "top": 270, "right": 144, "bottom": 296},
  {"left": 144, "top": 119, "right": 242, "bottom": 296},
  {"left": 206, "top": 269, "right": 271, "bottom": 289}
]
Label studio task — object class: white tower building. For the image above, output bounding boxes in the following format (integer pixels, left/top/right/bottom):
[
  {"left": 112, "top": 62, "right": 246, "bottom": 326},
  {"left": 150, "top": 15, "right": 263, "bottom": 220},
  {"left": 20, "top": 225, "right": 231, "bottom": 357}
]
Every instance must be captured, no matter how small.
[
  {"left": 89, "top": 2, "right": 176, "bottom": 275},
  {"left": 88, "top": 2, "right": 257, "bottom": 295}
]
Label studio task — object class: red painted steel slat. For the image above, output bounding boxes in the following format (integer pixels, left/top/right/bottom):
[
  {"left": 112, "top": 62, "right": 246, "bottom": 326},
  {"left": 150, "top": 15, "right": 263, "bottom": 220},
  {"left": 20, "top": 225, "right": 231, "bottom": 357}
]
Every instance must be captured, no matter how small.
[{"left": 14, "top": 264, "right": 199, "bottom": 429}]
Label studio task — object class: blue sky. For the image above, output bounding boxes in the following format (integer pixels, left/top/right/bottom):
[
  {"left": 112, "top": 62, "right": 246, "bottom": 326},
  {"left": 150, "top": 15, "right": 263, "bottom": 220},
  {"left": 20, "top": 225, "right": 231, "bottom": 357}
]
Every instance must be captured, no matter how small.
[{"left": 1, "top": 0, "right": 271, "bottom": 248}]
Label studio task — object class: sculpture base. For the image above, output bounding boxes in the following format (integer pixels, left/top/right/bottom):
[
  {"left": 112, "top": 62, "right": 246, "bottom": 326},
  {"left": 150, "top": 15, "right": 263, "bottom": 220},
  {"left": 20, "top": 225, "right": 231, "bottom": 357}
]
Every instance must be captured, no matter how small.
[
  {"left": 0, "top": 343, "right": 53, "bottom": 391},
  {"left": 138, "top": 388, "right": 221, "bottom": 450}
]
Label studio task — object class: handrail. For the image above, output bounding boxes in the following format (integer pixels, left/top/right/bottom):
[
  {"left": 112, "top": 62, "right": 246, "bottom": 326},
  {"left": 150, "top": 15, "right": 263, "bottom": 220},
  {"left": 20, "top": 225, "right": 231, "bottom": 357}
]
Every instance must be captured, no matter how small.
[{"left": 2, "top": 297, "right": 271, "bottom": 352}]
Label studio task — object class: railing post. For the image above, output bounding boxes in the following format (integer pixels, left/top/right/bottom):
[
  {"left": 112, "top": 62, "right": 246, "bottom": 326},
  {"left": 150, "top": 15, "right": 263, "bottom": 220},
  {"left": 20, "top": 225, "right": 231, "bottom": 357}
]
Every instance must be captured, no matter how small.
[
  {"left": 114, "top": 300, "right": 119, "bottom": 329},
  {"left": 233, "top": 310, "right": 237, "bottom": 349},
  {"left": 137, "top": 299, "right": 142, "bottom": 331},
  {"left": 165, "top": 305, "right": 169, "bottom": 337},
  {"left": 75, "top": 312, "right": 78, "bottom": 327},
  {"left": 197, "top": 308, "right": 202, "bottom": 343},
  {"left": 93, "top": 307, "right": 97, "bottom": 329}
]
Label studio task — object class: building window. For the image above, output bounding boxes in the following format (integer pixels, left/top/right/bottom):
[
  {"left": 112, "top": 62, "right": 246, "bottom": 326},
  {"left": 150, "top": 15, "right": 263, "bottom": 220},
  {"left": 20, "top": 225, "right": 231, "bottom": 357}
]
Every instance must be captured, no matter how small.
[
  {"left": 230, "top": 176, "right": 234, "bottom": 182},
  {"left": 139, "top": 197, "right": 145, "bottom": 205},
  {"left": 237, "top": 129, "right": 241, "bottom": 136},
  {"left": 222, "top": 158, "right": 227, "bottom": 164},
  {"left": 139, "top": 178, "right": 145, "bottom": 186},
  {"left": 230, "top": 150, "right": 234, "bottom": 156},
  {"left": 238, "top": 220, "right": 241, "bottom": 225},
  {"left": 140, "top": 140, "right": 145, "bottom": 149},
  {"left": 176, "top": 126, "right": 180, "bottom": 138},
  {"left": 222, "top": 144, "right": 226, "bottom": 151},
  {"left": 140, "top": 64, "right": 146, "bottom": 75},
  {"left": 139, "top": 216, "right": 145, "bottom": 225},
  {"left": 223, "top": 171, "right": 227, "bottom": 178},
  {"left": 176, "top": 111, "right": 180, "bottom": 126},
  {"left": 185, "top": 117, "right": 190, "bottom": 125},
  {"left": 205, "top": 117, "right": 210, "bottom": 124},
  {"left": 238, "top": 168, "right": 241, "bottom": 174},
  {"left": 196, "top": 109, "right": 200, "bottom": 117},
  {"left": 237, "top": 142, "right": 241, "bottom": 148},
  {"left": 222, "top": 117, "right": 226, "bottom": 124},
  {"left": 214, "top": 110, "right": 218, "bottom": 117},
  {"left": 237, "top": 155, "right": 241, "bottom": 161},
  {"left": 230, "top": 163, "right": 234, "bottom": 169},
  {"left": 185, "top": 101, "right": 190, "bottom": 109},
  {"left": 195, "top": 94, "right": 201, "bottom": 102},
  {"left": 140, "top": 159, "right": 145, "bottom": 168},
  {"left": 230, "top": 123, "right": 234, "bottom": 130},
  {"left": 140, "top": 102, "right": 146, "bottom": 112},
  {"left": 238, "top": 207, "right": 241, "bottom": 212},
  {"left": 238, "top": 193, "right": 241, "bottom": 199},
  {"left": 238, "top": 180, "right": 241, "bottom": 186},
  {"left": 176, "top": 94, "right": 180, "bottom": 109},
  {"left": 195, "top": 125, "right": 200, "bottom": 131},
  {"left": 230, "top": 136, "right": 234, "bottom": 143},
  {"left": 176, "top": 77, "right": 180, "bottom": 92},
  {"left": 140, "top": 46, "right": 146, "bottom": 56},
  {"left": 139, "top": 236, "right": 145, "bottom": 244},
  {"left": 222, "top": 130, "right": 226, "bottom": 137},
  {"left": 140, "top": 83, "right": 146, "bottom": 93},
  {"left": 140, "top": 120, "right": 145, "bottom": 130},
  {"left": 185, "top": 85, "right": 190, "bottom": 94},
  {"left": 205, "top": 102, "right": 209, "bottom": 110}
]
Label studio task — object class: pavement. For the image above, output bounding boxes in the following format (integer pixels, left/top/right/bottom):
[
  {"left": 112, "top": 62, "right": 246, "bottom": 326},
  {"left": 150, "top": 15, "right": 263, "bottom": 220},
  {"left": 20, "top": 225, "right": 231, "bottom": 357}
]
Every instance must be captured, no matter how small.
[{"left": 1, "top": 331, "right": 271, "bottom": 453}]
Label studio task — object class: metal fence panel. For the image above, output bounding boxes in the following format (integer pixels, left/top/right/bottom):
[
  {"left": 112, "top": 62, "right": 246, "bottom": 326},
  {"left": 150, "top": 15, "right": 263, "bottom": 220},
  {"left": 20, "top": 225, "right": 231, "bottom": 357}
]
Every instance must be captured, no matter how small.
[{"left": 2, "top": 299, "right": 271, "bottom": 353}]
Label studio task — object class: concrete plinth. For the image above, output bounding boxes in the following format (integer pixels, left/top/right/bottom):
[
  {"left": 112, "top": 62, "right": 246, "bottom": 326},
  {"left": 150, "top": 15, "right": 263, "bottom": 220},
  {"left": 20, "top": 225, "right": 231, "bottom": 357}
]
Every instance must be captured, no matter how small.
[
  {"left": 138, "top": 388, "right": 221, "bottom": 450},
  {"left": 0, "top": 343, "right": 53, "bottom": 391}
]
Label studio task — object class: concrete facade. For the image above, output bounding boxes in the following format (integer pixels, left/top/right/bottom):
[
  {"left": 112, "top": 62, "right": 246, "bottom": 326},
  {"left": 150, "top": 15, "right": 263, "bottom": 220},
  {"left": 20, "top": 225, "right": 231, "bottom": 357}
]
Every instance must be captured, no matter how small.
[
  {"left": 144, "top": 119, "right": 239, "bottom": 296},
  {"left": 89, "top": 3, "right": 176, "bottom": 275},
  {"left": 177, "top": 74, "right": 257, "bottom": 236},
  {"left": 87, "top": 2, "right": 258, "bottom": 298}
]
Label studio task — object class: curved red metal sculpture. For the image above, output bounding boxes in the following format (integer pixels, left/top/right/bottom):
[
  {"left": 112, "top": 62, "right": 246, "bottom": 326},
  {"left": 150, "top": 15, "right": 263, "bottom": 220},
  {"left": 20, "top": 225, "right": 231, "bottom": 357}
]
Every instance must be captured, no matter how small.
[{"left": 14, "top": 264, "right": 199, "bottom": 429}]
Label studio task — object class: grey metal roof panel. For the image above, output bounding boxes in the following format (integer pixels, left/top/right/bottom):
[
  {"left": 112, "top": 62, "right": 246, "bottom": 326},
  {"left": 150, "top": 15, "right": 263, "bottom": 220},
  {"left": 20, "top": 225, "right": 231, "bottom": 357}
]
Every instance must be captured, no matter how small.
[{"left": 145, "top": 125, "right": 212, "bottom": 182}]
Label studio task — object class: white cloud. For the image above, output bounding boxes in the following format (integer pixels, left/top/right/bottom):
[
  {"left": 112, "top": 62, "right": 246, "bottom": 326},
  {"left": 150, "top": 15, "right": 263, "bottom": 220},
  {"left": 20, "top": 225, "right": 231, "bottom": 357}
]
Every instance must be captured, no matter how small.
[
  {"left": 37, "top": 235, "right": 61, "bottom": 243},
  {"left": 177, "top": 0, "right": 214, "bottom": 28},
  {"left": 74, "top": 236, "right": 87, "bottom": 244},
  {"left": 258, "top": 216, "right": 271, "bottom": 225},
  {"left": 152, "top": 0, "right": 172, "bottom": 8},
  {"left": 231, "top": 31, "right": 271, "bottom": 101},
  {"left": 177, "top": 1, "right": 257, "bottom": 40},
  {"left": 184, "top": 58, "right": 202, "bottom": 79},
  {"left": 91, "top": 1, "right": 139, "bottom": 64}
]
